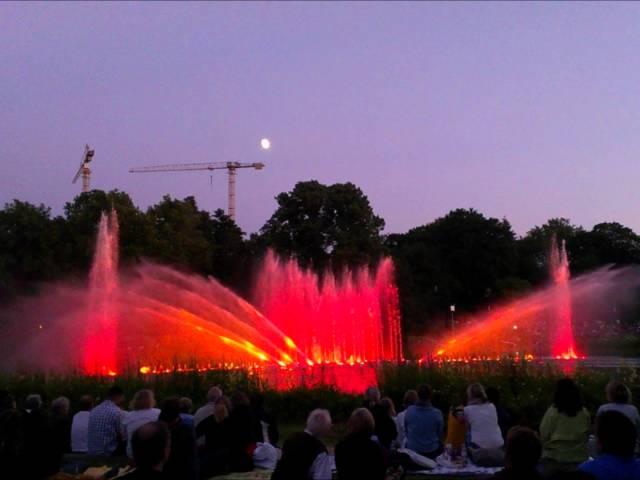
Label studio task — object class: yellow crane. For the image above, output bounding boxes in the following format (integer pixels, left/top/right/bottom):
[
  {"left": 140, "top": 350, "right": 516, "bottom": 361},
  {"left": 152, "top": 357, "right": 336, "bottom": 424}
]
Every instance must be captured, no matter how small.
[{"left": 129, "top": 161, "right": 265, "bottom": 222}]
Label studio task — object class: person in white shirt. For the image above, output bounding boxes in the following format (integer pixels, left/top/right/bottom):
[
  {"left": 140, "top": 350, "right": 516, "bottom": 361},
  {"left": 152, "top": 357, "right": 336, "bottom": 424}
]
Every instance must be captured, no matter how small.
[
  {"left": 71, "top": 395, "right": 94, "bottom": 453},
  {"left": 194, "top": 386, "right": 223, "bottom": 428},
  {"left": 464, "top": 383, "right": 505, "bottom": 467},
  {"left": 596, "top": 380, "right": 640, "bottom": 452},
  {"left": 122, "top": 389, "right": 161, "bottom": 457}
]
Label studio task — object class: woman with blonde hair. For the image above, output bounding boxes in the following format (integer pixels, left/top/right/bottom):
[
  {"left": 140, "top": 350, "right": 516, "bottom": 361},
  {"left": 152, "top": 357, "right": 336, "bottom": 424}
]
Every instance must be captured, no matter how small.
[
  {"left": 335, "top": 408, "right": 387, "bottom": 480},
  {"left": 121, "top": 389, "right": 160, "bottom": 457},
  {"left": 464, "top": 383, "right": 504, "bottom": 467}
]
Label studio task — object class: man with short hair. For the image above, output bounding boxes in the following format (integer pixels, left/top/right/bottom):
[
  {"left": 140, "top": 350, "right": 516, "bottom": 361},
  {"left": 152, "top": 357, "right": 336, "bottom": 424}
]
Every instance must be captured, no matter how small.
[
  {"left": 88, "top": 385, "right": 125, "bottom": 456},
  {"left": 404, "top": 384, "right": 444, "bottom": 458},
  {"left": 271, "top": 409, "right": 333, "bottom": 480},
  {"left": 119, "top": 421, "right": 170, "bottom": 479},
  {"left": 579, "top": 410, "right": 640, "bottom": 480}
]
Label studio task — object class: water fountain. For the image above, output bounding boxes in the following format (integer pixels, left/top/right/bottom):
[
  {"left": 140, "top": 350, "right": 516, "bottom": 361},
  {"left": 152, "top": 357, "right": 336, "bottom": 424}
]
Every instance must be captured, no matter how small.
[
  {"left": 428, "top": 236, "right": 640, "bottom": 361},
  {"left": 1, "top": 211, "right": 402, "bottom": 392}
]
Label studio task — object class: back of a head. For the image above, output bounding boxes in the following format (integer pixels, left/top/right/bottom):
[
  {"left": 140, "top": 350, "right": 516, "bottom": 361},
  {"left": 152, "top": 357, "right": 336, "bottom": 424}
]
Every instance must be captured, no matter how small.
[
  {"left": 486, "top": 387, "right": 500, "bottom": 405},
  {"left": 131, "top": 421, "right": 170, "bottom": 470},
  {"left": 107, "top": 385, "right": 124, "bottom": 401},
  {"left": 348, "top": 407, "right": 375, "bottom": 436},
  {"left": 133, "top": 389, "right": 155, "bottom": 411},
  {"left": 553, "top": 378, "right": 583, "bottom": 417},
  {"left": 25, "top": 394, "right": 43, "bottom": 411},
  {"left": 0, "top": 391, "right": 16, "bottom": 412},
  {"left": 467, "top": 383, "right": 487, "bottom": 404},
  {"left": 231, "top": 391, "right": 250, "bottom": 410},
  {"left": 606, "top": 380, "right": 631, "bottom": 404},
  {"left": 207, "top": 386, "right": 223, "bottom": 403},
  {"left": 417, "top": 384, "right": 432, "bottom": 403},
  {"left": 179, "top": 397, "right": 193, "bottom": 414},
  {"left": 306, "top": 408, "right": 332, "bottom": 437},
  {"left": 159, "top": 397, "right": 181, "bottom": 424},
  {"left": 365, "top": 386, "right": 381, "bottom": 404},
  {"left": 597, "top": 410, "right": 636, "bottom": 458},
  {"left": 79, "top": 395, "right": 94, "bottom": 411},
  {"left": 51, "top": 396, "right": 70, "bottom": 418},
  {"left": 380, "top": 397, "right": 396, "bottom": 417},
  {"left": 403, "top": 389, "right": 418, "bottom": 408},
  {"left": 505, "top": 426, "right": 542, "bottom": 471}
]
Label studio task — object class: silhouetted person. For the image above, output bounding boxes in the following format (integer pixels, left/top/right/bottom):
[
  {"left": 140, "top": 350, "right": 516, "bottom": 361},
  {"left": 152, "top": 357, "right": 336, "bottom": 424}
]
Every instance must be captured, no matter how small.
[
  {"left": 49, "top": 396, "right": 72, "bottom": 465},
  {"left": 251, "top": 392, "right": 279, "bottom": 446},
  {"left": 123, "top": 389, "right": 161, "bottom": 457},
  {"left": 196, "top": 396, "right": 230, "bottom": 477},
  {"left": 271, "top": 409, "right": 333, "bottom": 480},
  {"left": 490, "top": 427, "right": 542, "bottom": 480},
  {"left": 540, "top": 378, "right": 590, "bottom": 475},
  {"left": 178, "top": 397, "right": 194, "bottom": 429},
  {"left": 394, "top": 389, "right": 417, "bottom": 448},
  {"left": 0, "top": 392, "right": 22, "bottom": 479},
  {"left": 596, "top": 380, "right": 640, "bottom": 451},
  {"left": 363, "top": 386, "right": 397, "bottom": 450},
  {"left": 335, "top": 408, "right": 386, "bottom": 480},
  {"left": 119, "top": 421, "right": 170, "bottom": 480},
  {"left": 193, "top": 386, "right": 222, "bottom": 429},
  {"left": 158, "top": 397, "right": 197, "bottom": 480},
  {"left": 21, "top": 393, "right": 58, "bottom": 479},
  {"left": 88, "top": 385, "right": 125, "bottom": 456},
  {"left": 580, "top": 410, "right": 640, "bottom": 480},
  {"left": 225, "top": 392, "right": 261, "bottom": 472},
  {"left": 487, "top": 386, "right": 512, "bottom": 439},
  {"left": 404, "top": 384, "right": 443, "bottom": 459},
  {"left": 71, "top": 395, "right": 94, "bottom": 453}
]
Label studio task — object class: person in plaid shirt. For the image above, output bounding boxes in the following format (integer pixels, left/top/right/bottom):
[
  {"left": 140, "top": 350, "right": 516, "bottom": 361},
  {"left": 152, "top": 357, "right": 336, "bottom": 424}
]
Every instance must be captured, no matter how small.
[{"left": 88, "top": 386, "right": 126, "bottom": 456}]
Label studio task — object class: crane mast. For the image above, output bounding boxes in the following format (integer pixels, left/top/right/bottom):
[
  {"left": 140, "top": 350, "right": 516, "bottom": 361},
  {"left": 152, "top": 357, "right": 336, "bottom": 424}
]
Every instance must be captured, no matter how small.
[
  {"left": 72, "top": 144, "right": 95, "bottom": 193},
  {"left": 129, "top": 161, "right": 265, "bottom": 221}
]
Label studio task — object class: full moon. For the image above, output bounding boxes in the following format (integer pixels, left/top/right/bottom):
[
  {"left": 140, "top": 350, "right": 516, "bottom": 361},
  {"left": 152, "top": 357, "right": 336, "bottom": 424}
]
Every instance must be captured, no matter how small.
[{"left": 260, "top": 137, "right": 271, "bottom": 150}]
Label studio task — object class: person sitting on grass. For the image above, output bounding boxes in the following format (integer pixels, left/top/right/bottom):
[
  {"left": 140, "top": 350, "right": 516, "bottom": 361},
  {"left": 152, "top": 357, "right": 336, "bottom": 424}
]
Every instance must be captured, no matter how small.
[
  {"left": 158, "top": 397, "right": 197, "bottom": 480},
  {"left": 336, "top": 408, "right": 387, "bottom": 480},
  {"left": 464, "top": 383, "right": 505, "bottom": 467},
  {"left": 122, "top": 389, "right": 161, "bottom": 458},
  {"left": 363, "top": 386, "right": 397, "bottom": 450},
  {"left": 579, "top": 410, "right": 640, "bottom": 480},
  {"left": 394, "top": 389, "right": 417, "bottom": 449},
  {"left": 490, "top": 426, "right": 542, "bottom": 480},
  {"left": 88, "top": 385, "right": 126, "bottom": 456},
  {"left": 596, "top": 380, "right": 640, "bottom": 451},
  {"left": 119, "top": 421, "right": 170, "bottom": 480},
  {"left": 404, "top": 384, "right": 444, "bottom": 459},
  {"left": 71, "top": 395, "right": 93, "bottom": 453},
  {"left": 178, "top": 397, "right": 194, "bottom": 429},
  {"left": 271, "top": 408, "right": 333, "bottom": 480},
  {"left": 193, "top": 386, "right": 222, "bottom": 429},
  {"left": 540, "top": 378, "right": 590, "bottom": 475}
]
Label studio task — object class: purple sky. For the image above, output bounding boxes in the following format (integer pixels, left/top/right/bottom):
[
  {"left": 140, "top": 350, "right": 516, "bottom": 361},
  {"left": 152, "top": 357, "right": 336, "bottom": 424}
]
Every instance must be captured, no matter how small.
[{"left": 2, "top": 2, "right": 640, "bottom": 236}]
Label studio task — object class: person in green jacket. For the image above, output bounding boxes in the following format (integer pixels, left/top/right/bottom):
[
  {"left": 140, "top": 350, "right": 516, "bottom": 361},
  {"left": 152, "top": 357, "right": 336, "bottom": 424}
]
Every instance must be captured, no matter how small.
[{"left": 540, "top": 378, "right": 591, "bottom": 477}]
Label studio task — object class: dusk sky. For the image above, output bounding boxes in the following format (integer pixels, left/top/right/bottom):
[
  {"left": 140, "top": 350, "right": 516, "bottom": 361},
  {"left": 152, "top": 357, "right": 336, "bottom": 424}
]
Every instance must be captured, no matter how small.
[{"left": 2, "top": 2, "right": 640, "bottom": 236}]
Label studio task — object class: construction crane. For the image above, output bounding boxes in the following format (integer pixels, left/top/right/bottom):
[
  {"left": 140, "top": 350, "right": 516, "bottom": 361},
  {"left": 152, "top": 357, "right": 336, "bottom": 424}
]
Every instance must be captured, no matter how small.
[
  {"left": 129, "top": 161, "right": 265, "bottom": 221},
  {"left": 72, "top": 144, "right": 96, "bottom": 193}
]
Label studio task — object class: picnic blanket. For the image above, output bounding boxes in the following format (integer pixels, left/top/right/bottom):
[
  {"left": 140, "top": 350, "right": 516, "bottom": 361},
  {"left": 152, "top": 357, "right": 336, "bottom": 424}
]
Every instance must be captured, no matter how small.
[{"left": 412, "top": 465, "right": 501, "bottom": 476}]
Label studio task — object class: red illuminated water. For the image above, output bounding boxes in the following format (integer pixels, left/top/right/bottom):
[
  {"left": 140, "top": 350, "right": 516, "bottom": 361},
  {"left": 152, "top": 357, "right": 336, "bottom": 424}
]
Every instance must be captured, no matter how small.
[
  {"left": 253, "top": 250, "right": 403, "bottom": 365},
  {"left": 428, "top": 237, "right": 637, "bottom": 361},
  {"left": 2, "top": 212, "right": 401, "bottom": 391}
]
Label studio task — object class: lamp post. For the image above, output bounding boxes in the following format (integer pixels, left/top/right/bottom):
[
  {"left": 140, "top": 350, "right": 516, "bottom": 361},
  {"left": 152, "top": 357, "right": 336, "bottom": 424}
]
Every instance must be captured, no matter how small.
[{"left": 450, "top": 305, "right": 456, "bottom": 332}]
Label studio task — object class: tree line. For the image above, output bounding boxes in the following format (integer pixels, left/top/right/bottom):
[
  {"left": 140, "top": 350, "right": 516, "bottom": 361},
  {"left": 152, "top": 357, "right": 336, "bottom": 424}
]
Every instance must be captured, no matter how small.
[{"left": 2, "top": 181, "right": 640, "bottom": 332}]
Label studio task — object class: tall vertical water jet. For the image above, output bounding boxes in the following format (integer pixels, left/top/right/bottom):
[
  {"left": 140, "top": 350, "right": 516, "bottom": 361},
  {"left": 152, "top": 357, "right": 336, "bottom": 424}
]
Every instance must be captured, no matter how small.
[
  {"left": 549, "top": 235, "right": 578, "bottom": 359},
  {"left": 253, "top": 250, "right": 403, "bottom": 364},
  {"left": 83, "top": 210, "right": 119, "bottom": 375}
]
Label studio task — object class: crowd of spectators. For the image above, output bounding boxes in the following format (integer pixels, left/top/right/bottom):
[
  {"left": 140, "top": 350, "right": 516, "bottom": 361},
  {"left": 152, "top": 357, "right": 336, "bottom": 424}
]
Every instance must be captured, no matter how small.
[{"left": 0, "top": 378, "right": 639, "bottom": 479}]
